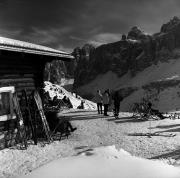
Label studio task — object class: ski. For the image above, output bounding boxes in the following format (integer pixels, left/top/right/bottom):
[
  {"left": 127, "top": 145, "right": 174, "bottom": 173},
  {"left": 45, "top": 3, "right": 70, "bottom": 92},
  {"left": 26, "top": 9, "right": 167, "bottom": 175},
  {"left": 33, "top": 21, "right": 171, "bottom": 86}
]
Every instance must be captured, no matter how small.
[
  {"left": 33, "top": 90, "right": 52, "bottom": 142},
  {"left": 128, "top": 132, "right": 176, "bottom": 137},
  {"left": 13, "top": 92, "right": 27, "bottom": 149},
  {"left": 22, "top": 89, "right": 37, "bottom": 145}
]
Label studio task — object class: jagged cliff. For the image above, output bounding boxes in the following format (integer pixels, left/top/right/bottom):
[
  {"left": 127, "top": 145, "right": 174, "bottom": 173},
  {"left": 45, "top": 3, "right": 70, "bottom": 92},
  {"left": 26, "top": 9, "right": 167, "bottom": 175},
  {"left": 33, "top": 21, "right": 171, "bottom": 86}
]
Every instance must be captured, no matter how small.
[
  {"left": 73, "top": 16, "right": 180, "bottom": 88},
  {"left": 72, "top": 17, "right": 180, "bottom": 112}
]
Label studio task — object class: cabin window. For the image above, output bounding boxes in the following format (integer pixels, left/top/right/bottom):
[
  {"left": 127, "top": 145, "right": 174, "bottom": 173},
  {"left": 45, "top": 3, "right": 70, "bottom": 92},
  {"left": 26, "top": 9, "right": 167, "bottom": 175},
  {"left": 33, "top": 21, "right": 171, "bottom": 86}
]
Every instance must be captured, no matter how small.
[
  {"left": 0, "top": 87, "right": 15, "bottom": 121},
  {"left": 0, "top": 92, "right": 11, "bottom": 116}
]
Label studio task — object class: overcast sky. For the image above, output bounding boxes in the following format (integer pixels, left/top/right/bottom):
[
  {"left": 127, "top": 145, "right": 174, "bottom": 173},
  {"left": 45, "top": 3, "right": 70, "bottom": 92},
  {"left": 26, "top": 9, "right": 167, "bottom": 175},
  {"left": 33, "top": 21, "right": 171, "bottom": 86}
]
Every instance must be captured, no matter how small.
[{"left": 0, "top": 0, "right": 180, "bottom": 52}]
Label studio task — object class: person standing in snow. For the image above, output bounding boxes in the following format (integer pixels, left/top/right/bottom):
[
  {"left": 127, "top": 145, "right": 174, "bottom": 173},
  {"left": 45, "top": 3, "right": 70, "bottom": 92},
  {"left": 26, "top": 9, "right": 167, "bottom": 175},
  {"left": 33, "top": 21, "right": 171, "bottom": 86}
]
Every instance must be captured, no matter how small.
[
  {"left": 106, "top": 89, "right": 113, "bottom": 111},
  {"left": 103, "top": 90, "right": 110, "bottom": 116},
  {"left": 112, "top": 91, "right": 123, "bottom": 118},
  {"left": 94, "top": 90, "right": 103, "bottom": 114}
]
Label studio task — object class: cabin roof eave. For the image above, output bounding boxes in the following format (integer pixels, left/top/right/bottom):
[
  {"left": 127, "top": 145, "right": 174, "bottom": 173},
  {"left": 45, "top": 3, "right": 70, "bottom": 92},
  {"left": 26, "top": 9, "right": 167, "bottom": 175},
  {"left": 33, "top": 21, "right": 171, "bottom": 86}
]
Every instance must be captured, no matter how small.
[{"left": 0, "top": 36, "right": 74, "bottom": 60}]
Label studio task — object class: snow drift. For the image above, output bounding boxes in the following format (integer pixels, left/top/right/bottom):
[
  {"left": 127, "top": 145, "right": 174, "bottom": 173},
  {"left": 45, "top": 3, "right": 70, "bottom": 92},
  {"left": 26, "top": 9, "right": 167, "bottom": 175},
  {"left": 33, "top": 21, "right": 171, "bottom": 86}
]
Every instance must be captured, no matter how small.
[
  {"left": 19, "top": 145, "right": 180, "bottom": 178},
  {"left": 44, "top": 81, "right": 96, "bottom": 110}
]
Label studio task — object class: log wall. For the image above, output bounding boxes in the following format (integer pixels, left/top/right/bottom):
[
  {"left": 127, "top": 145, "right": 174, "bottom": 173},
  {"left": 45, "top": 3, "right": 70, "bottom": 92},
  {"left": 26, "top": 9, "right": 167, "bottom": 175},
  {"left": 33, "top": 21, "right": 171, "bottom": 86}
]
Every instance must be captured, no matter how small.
[{"left": 0, "top": 50, "right": 49, "bottom": 149}]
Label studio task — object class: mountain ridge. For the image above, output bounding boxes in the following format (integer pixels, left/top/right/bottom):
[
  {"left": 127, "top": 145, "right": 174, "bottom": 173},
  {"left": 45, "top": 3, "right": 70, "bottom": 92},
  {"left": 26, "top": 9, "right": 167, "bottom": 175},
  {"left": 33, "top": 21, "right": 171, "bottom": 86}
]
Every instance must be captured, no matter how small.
[
  {"left": 72, "top": 16, "right": 180, "bottom": 87},
  {"left": 71, "top": 16, "right": 180, "bottom": 112}
]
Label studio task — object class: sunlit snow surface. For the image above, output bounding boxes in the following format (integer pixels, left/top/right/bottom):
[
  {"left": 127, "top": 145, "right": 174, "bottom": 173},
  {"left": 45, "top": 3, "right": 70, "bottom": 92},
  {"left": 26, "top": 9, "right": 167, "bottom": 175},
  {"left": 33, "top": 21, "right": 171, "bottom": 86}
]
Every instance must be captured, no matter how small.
[
  {"left": 19, "top": 145, "right": 180, "bottom": 178},
  {"left": 44, "top": 81, "right": 97, "bottom": 110}
]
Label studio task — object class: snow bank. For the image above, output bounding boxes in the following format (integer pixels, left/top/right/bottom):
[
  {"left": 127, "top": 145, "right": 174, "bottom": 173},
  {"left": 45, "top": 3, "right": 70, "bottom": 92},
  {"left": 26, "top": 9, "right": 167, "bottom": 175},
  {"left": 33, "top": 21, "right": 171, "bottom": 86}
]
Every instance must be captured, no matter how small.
[
  {"left": 19, "top": 145, "right": 180, "bottom": 178},
  {"left": 44, "top": 81, "right": 96, "bottom": 110}
]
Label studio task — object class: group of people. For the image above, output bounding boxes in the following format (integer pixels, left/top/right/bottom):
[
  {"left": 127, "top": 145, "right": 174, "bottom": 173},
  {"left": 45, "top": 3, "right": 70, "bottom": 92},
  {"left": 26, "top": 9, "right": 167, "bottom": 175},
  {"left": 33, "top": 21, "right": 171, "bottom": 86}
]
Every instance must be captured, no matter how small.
[
  {"left": 94, "top": 88, "right": 166, "bottom": 120},
  {"left": 94, "top": 89, "right": 123, "bottom": 117}
]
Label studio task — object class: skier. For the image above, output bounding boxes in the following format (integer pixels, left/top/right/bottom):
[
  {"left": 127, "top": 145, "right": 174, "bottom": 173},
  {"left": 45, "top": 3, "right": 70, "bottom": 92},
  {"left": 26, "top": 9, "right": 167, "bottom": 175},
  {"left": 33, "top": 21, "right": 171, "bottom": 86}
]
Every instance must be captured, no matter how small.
[
  {"left": 112, "top": 91, "right": 123, "bottom": 118},
  {"left": 94, "top": 90, "right": 103, "bottom": 114},
  {"left": 103, "top": 90, "right": 110, "bottom": 116}
]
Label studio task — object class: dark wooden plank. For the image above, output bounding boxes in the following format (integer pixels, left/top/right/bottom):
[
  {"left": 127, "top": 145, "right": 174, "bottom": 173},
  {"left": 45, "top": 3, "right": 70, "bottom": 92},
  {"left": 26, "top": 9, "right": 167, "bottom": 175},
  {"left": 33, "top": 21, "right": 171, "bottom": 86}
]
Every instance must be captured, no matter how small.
[
  {"left": 0, "top": 120, "right": 17, "bottom": 131},
  {"left": 0, "top": 74, "right": 34, "bottom": 79}
]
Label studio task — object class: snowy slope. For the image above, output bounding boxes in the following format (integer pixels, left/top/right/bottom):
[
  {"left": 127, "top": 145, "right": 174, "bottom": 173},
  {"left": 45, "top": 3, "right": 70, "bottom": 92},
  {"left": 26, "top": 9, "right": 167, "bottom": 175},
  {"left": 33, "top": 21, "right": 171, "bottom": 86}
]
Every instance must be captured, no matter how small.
[
  {"left": 44, "top": 81, "right": 96, "bottom": 110},
  {"left": 78, "top": 58, "right": 180, "bottom": 92},
  {"left": 19, "top": 145, "right": 180, "bottom": 178},
  {"left": 77, "top": 56, "right": 180, "bottom": 112},
  {"left": 77, "top": 71, "right": 128, "bottom": 95}
]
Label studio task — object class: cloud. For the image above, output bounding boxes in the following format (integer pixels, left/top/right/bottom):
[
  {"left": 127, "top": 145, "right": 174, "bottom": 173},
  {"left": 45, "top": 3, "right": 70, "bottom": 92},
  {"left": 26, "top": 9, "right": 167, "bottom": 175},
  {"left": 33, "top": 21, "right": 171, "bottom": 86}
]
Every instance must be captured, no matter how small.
[
  {"left": 89, "top": 33, "right": 122, "bottom": 46},
  {"left": 69, "top": 36, "right": 86, "bottom": 42},
  {"left": 69, "top": 33, "right": 122, "bottom": 47},
  {"left": 23, "top": 28, "right": 58, "bottom": 45},
  {"left": 0, "top": 28, "right": 22, "bottom": 38},
  {"left": 1, "top": 0, "right": 180, "bottom": 51},
  {"left": 21, "top": 27, "right": 72, "bottom": 45},
  {"left": 57, "top": 44, "right": 72, "bottom": 53}
]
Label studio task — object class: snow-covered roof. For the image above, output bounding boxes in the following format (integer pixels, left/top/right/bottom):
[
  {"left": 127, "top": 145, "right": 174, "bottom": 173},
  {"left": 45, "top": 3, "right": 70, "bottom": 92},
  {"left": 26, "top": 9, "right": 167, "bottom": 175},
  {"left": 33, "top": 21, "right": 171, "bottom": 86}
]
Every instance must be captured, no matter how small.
[{"left": 0, "top": 36, "right": 73, "bottom": 59}]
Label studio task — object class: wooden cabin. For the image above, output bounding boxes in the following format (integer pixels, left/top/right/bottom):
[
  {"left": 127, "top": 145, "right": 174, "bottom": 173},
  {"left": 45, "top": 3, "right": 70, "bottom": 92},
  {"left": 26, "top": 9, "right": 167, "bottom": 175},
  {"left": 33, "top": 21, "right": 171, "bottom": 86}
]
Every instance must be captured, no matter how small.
[
  {"left": 0, "top": 36, "right": 73, "bottom": 94},
  {"left": 0, "top": 36, "right": 73, "bottom": 148}
]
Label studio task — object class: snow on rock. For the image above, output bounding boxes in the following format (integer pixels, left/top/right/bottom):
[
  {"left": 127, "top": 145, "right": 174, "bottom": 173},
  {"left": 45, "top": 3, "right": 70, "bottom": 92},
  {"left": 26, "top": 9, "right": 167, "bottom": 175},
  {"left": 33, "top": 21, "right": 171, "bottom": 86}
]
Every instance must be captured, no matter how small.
[
  {"left": 44, "top": 81, "right": 96, "bottom": 110},
  {"left": 19, "top": 145, "right": 180, "bottom": 178}
]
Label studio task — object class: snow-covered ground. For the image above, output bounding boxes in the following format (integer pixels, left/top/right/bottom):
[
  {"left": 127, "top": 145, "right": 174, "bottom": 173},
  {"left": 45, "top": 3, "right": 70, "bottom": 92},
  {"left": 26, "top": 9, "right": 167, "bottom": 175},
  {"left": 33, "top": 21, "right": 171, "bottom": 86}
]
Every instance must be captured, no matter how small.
[
  {"left": 1, "top": 110, "right": 180, "bottom": 178},
  {"left": 20, "top": 145, "right": 180, "bottom": 178},
  {"left": 18, "top": 54, "right": 180, "bottom": 178},
  {"left": 44, "top": 81, "right": 96, "bottom": 110}
]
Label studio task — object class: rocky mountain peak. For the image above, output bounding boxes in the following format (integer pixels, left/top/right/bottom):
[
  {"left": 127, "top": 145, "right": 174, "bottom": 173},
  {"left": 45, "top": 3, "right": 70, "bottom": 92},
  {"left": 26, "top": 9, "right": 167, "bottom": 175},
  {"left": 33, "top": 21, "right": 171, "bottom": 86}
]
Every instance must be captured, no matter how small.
[
  {"left": 81, "top": 43, "right": 95, "bottom": 58},
  {"left": 160, "top": 16, "right": 180, "bottom": 33},
  {"left": 72, "top": 16, "right": 180, "bottom": 89},
  {"left": 127, "top": 26, "right": 149, "bottom": 40}
]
